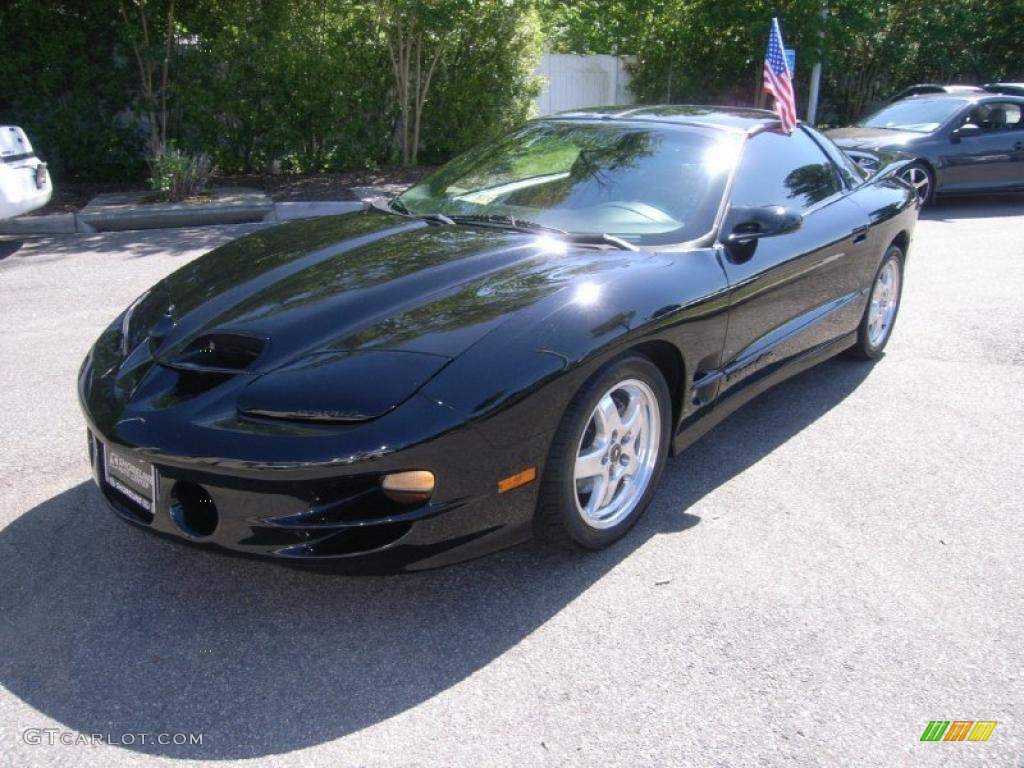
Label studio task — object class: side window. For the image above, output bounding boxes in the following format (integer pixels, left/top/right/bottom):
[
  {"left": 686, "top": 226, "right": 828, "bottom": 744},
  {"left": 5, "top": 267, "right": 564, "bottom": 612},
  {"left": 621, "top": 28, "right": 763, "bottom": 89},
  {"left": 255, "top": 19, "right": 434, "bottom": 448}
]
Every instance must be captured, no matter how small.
[
  {"left": 802, "top": 124, "right": 866, "bottom": 187},
  {"left": 968, "top": 101, "right": 1023, "bottom": 132},
  {"left": 730, "top": 129, "right": 842, "bottom": 211}
]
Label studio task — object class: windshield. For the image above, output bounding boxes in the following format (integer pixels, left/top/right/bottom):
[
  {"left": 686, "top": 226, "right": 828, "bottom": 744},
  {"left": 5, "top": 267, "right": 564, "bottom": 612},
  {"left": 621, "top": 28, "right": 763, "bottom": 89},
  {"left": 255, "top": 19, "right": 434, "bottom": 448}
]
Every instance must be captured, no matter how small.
[
  {"left": 396, "top": 120, "right": 742, "bottom": 246},
  {"left": 858, "top": 99, "right": 965, "bottom": 133}
]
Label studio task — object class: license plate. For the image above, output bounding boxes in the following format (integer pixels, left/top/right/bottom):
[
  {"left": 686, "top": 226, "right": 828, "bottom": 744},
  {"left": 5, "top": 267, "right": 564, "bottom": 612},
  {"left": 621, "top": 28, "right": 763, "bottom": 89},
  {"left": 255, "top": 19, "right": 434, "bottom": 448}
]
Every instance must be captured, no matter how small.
[
  {"left": 103, "top": 444, "right": 157, "bottom": 513},
  {"left": 34, "top": 163, "right": 47, "bottom": 189}
]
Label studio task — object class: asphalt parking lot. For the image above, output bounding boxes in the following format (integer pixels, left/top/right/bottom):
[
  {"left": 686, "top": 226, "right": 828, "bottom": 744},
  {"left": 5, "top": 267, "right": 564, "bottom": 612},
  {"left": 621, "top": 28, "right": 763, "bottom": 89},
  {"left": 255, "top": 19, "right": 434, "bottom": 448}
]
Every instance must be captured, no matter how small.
[{"left": 1, "top": 196, "right": 1022, "bottom": 768}]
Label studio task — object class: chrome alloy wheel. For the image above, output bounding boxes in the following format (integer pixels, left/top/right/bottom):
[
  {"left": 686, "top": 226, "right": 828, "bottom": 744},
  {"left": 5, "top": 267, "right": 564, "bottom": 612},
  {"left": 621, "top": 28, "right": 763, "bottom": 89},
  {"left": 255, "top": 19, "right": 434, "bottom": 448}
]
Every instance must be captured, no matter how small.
[
  {"left": 867, "top": 258, "right": 901, "bottom": 349},
  {"left": 573, "top": 378, "right": 661, "bottom": 529},
  {"left": 899, "top": 165, "right": 931, "bottom": 203}
]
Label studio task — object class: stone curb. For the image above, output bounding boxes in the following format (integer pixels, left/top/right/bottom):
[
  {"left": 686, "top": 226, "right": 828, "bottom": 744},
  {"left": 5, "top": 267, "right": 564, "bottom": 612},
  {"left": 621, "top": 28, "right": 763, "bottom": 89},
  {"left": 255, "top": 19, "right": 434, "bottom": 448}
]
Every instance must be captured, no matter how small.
[{"left": 0, "top": 199, "right": 366, "bottom": 236}]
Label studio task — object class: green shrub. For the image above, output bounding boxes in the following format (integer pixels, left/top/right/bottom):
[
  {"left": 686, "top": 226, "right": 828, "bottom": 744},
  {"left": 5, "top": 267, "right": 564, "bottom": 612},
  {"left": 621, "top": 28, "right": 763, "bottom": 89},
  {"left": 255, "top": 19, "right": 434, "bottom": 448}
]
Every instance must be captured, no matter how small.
[
  {"left": 149, "top": 144, "right": 213, "bottom": 201},
  {"left": 0, "top": 0, "right": 546, "bottom": 179},
  {"left": 542, "top": 0, "right": 1023, "bottom": 127},
  {"left": 0, "top": 0, "right": 146, "bottom": 180},
  {"left": 419, "top": 5, "right": 544, "bottom": 164}
]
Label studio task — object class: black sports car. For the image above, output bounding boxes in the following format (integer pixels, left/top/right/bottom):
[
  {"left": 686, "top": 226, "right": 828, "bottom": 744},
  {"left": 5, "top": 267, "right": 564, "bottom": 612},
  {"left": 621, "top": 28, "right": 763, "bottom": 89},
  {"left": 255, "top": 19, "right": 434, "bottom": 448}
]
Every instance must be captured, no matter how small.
[
  {"left": 827, "top": 92, "right": 1024, "bottom": 205},
  {"left": 79, "top": 106, "right": 918, "bottom": 572}
]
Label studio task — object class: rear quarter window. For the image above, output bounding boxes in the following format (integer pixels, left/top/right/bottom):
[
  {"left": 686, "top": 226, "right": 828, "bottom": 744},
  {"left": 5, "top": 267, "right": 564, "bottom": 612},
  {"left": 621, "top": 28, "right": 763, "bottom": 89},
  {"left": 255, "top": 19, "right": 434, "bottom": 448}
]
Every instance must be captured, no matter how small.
[{"left": 729, "top": 129, "right": 843, "bottom": 210}]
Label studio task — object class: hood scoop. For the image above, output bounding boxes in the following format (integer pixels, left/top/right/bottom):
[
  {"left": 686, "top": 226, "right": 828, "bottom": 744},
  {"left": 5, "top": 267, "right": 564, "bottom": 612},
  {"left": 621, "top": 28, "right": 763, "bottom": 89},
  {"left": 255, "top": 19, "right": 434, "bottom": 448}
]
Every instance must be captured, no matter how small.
[
  {"left": 237, "top": 350, "right": 449, "bottom": 423},
  {"left": 162, "top": 332, "right": 267, "bottom": 374}
]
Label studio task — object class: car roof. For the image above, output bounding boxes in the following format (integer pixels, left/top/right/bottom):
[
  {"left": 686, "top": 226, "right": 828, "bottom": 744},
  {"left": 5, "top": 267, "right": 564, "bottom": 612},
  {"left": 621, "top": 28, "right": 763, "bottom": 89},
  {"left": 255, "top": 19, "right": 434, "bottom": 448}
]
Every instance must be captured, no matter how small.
[
  {"left": 897, "top": 92, "right": 1024, "bottom": 105},
  {"left": 546, "top": 105, "right": 781, "bottom": 134},
  {"left": 984, "top": 83, "right": 1024, "bottom": 95},
  {"left": 893, "top": 83, "right": 986, "bottom": 96}
]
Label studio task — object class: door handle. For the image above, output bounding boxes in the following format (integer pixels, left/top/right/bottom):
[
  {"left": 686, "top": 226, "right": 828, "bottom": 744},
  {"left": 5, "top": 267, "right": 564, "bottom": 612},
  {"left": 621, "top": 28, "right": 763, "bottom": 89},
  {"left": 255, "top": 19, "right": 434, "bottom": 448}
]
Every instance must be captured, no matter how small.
[
  {"left": 851, "top": 225, "right": 868, "bottom": 244},
  {"left": 1015, "top": 141, "right": 1024, "bottom": 150}
]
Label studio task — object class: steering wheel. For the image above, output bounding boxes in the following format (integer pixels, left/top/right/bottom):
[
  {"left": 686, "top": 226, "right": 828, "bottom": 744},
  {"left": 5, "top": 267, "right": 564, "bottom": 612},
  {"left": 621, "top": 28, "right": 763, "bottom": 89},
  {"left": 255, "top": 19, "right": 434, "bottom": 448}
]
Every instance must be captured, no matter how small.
[
  {"left": 594, "top": 200, "right": 679, "bottom": 224},
  {"left": 634, "top": 184, "right": 687, "bottom": 219}
]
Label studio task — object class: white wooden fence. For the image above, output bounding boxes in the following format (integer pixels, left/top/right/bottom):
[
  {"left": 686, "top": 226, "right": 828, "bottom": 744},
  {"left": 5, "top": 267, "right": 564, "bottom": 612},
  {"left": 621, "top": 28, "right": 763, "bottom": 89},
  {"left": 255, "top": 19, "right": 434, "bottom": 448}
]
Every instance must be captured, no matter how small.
[{"left": 533, "top": 53, "right": 635, "bottom": 116}]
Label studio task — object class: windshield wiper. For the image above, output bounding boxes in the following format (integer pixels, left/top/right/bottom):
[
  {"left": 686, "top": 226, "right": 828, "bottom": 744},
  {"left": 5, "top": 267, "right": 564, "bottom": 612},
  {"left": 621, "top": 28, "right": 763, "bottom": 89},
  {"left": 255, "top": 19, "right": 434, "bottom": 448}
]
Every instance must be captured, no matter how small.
[
  {"left": 414, "top": 212, "right": 456, "bottom": 225},
  {"left": 448, "top": 214, "right": 567, "bottom": 235},
  {"left": 451, "top": 216, "right": 637, "bottom": 250},
  {"left": 561, "top": 232, "right": 638, "bottom": 251},
  {"left": 377, "top": 204, "right": 637, "bottom": 250},
  {"left": 388, "top": 197, "right": 412, "bottom": 214},
  {"left": 452, "top": 215, "right": 639, "bottom": 251},
  {"left": 375, "top": 197, "right": 455, "bottom": 226}
]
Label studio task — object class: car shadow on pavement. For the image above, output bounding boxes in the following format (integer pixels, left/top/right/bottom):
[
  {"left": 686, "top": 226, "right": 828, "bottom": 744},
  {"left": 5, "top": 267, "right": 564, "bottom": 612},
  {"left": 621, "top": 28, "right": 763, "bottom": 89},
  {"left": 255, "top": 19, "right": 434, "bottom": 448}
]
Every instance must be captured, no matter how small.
[
  {"left": 0, "top": 357, "right": 872, "bottom": 759},
  {"left": 920, "top": 193, "right": 1024, "bottom": 221},
  {"left": 0, "top": 238, "right": 23, "bottom": 261}
]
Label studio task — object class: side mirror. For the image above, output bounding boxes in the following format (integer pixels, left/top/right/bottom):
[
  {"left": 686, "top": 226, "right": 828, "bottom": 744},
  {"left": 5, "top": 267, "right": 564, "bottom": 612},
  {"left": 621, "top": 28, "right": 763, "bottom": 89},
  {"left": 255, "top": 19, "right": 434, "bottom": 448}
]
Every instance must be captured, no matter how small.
[
  {"left": 725, "top": 205, "right": 803, "bottom": 244},
  {"left": 951, "top": 123, "right": 981, "bottom": 142}
]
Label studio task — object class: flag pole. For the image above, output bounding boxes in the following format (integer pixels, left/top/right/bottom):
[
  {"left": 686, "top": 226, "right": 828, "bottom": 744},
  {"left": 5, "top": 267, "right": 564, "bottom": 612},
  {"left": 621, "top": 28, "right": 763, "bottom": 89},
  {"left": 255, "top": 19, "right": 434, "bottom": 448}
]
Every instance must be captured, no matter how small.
[{"left": 806, "top": 5, "right": 827, "bottom": 125}]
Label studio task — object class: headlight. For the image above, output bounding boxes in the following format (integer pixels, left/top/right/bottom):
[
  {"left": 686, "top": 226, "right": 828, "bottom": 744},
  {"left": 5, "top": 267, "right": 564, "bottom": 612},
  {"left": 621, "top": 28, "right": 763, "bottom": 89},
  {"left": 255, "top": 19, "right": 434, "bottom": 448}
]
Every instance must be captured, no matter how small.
[
  {"left": 119, "top": 290, "right": 151, "bottom": 354},
  {"left": 851, "top": 153, "right": 880, "bottom": 172},
  {"left": 237, "top": 350, "right": 450, "bottom": 423}
]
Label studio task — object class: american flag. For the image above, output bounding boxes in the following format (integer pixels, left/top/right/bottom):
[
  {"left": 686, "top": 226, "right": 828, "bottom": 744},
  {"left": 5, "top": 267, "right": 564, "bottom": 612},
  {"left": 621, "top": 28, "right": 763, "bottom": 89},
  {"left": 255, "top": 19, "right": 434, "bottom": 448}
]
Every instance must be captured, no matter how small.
[{"left": 763, "top": 17, "right": 797, "bottom": 133}]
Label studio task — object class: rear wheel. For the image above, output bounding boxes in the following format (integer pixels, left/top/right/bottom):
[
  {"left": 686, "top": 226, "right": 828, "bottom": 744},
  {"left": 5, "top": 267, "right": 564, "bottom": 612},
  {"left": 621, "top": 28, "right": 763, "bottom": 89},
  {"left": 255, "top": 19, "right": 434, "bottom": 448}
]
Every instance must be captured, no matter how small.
[
  {"left": 898, "top": 162, "right": 934, "bottom": 206},
  {"left": 537, "top": 355, "right": 671, "bottom": 550},
  {"left": 848, "top": 245, "right": 904, "bottom": 360}
]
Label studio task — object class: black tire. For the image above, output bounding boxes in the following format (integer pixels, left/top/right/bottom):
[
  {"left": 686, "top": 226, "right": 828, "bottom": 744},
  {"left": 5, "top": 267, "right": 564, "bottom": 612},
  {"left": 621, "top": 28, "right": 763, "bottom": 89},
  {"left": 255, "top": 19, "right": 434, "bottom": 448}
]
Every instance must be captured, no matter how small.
[
  {"left": 899, "top": 161, "right": 934, "bottom": 206},
  {"left": 848, "top": 244, "right": 905, "bottom": 360},
  {"left": 536, "top": 354, "right": 672, "bottom": 550}
]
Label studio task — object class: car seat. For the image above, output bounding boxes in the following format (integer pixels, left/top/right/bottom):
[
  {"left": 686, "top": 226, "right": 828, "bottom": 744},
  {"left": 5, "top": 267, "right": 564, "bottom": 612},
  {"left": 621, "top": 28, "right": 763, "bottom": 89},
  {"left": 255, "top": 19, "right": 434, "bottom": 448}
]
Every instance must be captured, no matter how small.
[{"left": 984, "top": 107, "right": 1008, "bottom": 130}]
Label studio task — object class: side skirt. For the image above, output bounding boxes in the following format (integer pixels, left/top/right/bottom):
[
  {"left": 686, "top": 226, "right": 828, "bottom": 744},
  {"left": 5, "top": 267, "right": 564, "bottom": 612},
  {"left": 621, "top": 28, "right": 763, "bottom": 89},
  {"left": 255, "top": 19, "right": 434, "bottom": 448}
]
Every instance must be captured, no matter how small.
[{"left": 670, "top": 330, "right": 857, "bottom": 456}]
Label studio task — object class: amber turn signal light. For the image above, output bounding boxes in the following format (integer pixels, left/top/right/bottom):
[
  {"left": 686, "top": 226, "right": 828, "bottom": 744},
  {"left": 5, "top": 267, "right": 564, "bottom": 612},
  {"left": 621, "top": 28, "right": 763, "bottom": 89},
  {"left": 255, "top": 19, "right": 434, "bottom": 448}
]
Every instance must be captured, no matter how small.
[
  {"left": 497, "top": 466, "right": 537, "bottom": 494},
  {"left": 381, "top": 470, "right": 435, "bottom": 504}
]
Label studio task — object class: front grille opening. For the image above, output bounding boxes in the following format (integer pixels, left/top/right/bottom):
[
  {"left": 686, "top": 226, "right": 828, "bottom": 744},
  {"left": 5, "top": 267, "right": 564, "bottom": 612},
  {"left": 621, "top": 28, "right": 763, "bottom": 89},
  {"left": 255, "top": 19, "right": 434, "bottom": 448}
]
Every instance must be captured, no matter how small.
[
  {"left": 172, "top": 332, "right": 265, "bottom": 372},
  {"left": 170, "top": 482, "right": 219, "bottom": 538},
  {"left": 278, "top": 521, "right": 413, "bottom": 558},
  {"left": 171, "top": 368, "right": 233, "bottom": 398},
  {"left": 267, "top": 476, "right": 422, "bottom": 528},
  {"left": 238, "top": 526, "right": 315, "bottom": 547},
  {"left": 102, "top": 482, "right": 154, "bottom": 525},
  {"left": 314, "top": 489, "right": 425, "bottom": 524}
]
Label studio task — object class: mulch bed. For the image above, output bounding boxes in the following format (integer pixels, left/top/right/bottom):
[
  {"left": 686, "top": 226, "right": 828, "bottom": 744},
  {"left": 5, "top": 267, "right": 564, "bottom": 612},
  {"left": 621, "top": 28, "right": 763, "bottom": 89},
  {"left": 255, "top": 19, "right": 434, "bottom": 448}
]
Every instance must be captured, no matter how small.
[
  {"left": 217, "top": 167, "right": 435, "bottom": 202},
  {"left": 33, "top": 180, "right": 148, "bottom": 215},
  {"left": 29, "top": 166, "right": 435, "bottom": 216}
]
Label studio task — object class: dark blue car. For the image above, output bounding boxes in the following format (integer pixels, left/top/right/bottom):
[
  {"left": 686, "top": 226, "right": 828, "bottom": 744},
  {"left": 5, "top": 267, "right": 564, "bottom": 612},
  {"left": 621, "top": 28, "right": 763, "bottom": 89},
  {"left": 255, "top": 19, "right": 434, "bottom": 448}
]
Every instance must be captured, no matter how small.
[{"left": 828, "top": 92, "right": 1024, "bottom": 205}]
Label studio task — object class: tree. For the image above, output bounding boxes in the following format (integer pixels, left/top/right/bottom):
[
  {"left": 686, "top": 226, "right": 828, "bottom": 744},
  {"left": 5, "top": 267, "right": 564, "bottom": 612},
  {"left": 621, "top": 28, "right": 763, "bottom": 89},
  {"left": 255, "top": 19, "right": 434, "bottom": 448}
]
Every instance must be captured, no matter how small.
[
  {"left": 0, "top": 0, "right": 146, "bottom": 178},
  {"left": 118, "top": 0, "right": 177, "bottom": 166},
  {"left": 376, "top": 0, "right": 457, "bottom": 165}
]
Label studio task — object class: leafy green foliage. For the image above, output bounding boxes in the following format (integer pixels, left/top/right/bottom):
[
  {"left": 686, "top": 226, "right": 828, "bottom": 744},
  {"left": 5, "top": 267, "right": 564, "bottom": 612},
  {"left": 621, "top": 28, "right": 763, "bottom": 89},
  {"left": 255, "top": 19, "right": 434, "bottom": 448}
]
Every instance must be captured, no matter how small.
[
  {"left": 418, "top": 4, "right": 544, "bottom": 164},
  {"left": 3, "top": 0, "right": 1019, "bottom": 184},
  {"left": 818, "top": 0, "right": 1024, "bottom": 123},
  {"left": 540, "top": 0, "right": 1023, "bottom": 125},
  {"left": 172, "top": 0, "right": 396, "bottom": 174},
  {"left": 0, "top": 0, "right": 146, "bottom": 179},
  {"left": 149, "top": 142, "right": 213, "bottom": 201},
  {"left": 0, "top": 0, "right": 543, "bottom": 179}
]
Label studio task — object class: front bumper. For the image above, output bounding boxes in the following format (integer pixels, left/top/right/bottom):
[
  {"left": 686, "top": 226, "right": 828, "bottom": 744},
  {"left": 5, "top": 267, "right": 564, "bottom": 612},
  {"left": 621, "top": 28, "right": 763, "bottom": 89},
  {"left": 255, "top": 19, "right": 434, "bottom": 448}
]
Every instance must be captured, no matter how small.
[
  {"left": 85, "top": 425, "right": 541, "bottom": 573},
  {"left": 78, "top": 314, "right": 551, "bottom": 571}
]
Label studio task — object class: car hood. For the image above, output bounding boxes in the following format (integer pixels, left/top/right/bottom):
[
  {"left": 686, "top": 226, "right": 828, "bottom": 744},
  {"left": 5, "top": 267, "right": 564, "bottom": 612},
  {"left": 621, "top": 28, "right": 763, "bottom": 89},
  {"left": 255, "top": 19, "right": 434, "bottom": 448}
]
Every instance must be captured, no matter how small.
[
  {"left": 826, "top": 126, "right": 926, "bottom": 150},
  {"left": 83, "top": 208, "right": 671, "bottom": 443},
  {"left": 122, "top": 209, "right": 637, "bottom": 375}
]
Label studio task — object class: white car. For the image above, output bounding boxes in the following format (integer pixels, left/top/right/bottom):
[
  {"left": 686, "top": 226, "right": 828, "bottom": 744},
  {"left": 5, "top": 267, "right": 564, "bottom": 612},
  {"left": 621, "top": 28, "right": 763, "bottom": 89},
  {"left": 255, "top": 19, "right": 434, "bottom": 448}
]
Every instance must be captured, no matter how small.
[{"left": 0, "top": 126, "right": 53, "bottom": 219}]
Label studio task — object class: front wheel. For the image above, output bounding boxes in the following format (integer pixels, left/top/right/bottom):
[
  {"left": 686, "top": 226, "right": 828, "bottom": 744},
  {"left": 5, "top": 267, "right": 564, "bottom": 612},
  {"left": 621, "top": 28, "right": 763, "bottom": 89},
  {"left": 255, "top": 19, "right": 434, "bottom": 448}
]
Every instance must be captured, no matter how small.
[
  {"left": 537, "top": 355, "right": 671, "bottom": 550},
  {"left": 899, "top": 162, "right": 934, "bottom": 206},
  {"left": 848, "top": 245, "right": 905, "bottom": 360}
]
